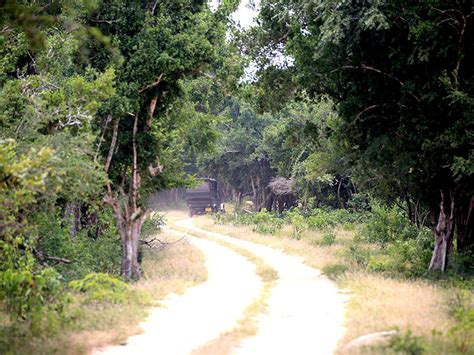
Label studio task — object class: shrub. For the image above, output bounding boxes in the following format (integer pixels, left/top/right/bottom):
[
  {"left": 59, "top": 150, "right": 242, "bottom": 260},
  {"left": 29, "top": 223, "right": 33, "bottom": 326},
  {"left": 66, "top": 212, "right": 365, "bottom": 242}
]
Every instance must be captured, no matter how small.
[
  {"left": 68, "top": 273, "right": 148, "bottom": 304},
  {"left": 35, "top": 209, "right": 122, "bottom": 280},
  {"left": 386, "top": 330, "right": 425, "bottom": 355},
  {"left": 230, "top": 209, "right": 285, "bottom": 235},
  {"left": 346, "top": 243, "right": 372, "bottom": 267},
  {"left": 367, "top": 255, "right": 393, "bottom": 272},
  {"left": 358, "top": 202, "right": 420, "bottom": 246},
  {"left": 306, "top": 207, "right": 366, "bottom": 230},
  {"left": 347, "top": 192, "right": 371, "bottom": 212},
  {"left": 319, "top": 231, "right": 336, "bottom": 246},
  {"left": 285, "top": 209, "right": 307, "bottom": 239},
  {"left": 0, "top": 268, "right": 63, "bottom": 320}
]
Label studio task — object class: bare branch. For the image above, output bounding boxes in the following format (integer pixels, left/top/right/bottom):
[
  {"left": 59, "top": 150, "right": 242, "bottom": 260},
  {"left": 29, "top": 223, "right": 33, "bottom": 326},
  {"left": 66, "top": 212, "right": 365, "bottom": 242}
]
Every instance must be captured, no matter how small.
[
  {"left": 138, "top": 73, "right": 164, "bottom": 93},
  {"left": 46, "top": 256, "right": 72, "bottom": 264},
  {"left": 140, "top": 236, "right": 186, "bottom": 248},
  {"left": 355, "top": 104, "right": 380, "bottom": 121},
  {"left": 105, "top": 117, "right": 119, "bottom": 173}
]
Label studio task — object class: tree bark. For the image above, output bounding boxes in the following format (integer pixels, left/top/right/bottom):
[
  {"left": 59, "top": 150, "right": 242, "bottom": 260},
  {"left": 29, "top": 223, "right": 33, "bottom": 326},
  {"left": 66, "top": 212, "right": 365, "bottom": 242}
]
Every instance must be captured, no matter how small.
[
  {"left": 429, "top": 190, "right": 455, "bottom": 271},
  {"left": 104, "top": 113, "right": 147, "bottom": 280},
  {"left": 455, "top": 195, "right": 474, "bottom": 252},
  {"left": 65, "top": 201, "right": 81, "bottom": 237}
]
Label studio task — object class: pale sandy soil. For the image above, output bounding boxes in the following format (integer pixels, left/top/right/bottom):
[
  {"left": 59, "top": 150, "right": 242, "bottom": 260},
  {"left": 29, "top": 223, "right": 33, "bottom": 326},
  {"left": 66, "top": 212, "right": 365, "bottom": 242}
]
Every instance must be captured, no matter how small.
[
  {"left": 93, "top": 229, "right": 262, "bottom": 355},
  {"left": 94, "top": 218, "right": 348, "bottom": 355},
  {"left": 176, "top": 219, "right": 349, "bottom": 355}
]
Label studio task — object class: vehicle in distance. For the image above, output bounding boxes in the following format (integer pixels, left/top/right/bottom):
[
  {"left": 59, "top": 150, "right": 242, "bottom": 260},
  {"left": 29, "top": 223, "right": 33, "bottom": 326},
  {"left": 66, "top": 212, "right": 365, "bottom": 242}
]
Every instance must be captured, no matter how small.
[{"left": 186, "top": 178, "right": 225, "bottom": 216}]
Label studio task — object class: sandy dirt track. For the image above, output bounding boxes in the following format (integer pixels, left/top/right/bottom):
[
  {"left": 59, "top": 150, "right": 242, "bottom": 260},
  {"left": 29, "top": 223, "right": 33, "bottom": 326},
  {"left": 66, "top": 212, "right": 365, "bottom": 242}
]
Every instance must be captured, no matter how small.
[
  {"left": 94, "top": 218, "right": 347, "bottom": 354},
  {"left": 93, "top": 231, "right": 262, "bottom": 355},
  {"left": 177, "top": 219, "right": 348, "bottom": 355}
]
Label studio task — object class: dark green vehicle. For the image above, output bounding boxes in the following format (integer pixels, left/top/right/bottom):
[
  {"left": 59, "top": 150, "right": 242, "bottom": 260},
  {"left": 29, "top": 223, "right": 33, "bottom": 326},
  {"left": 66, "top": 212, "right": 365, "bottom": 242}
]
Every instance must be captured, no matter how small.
[{"left": 186, "top": 178, "right": 225, "bottom": 216}]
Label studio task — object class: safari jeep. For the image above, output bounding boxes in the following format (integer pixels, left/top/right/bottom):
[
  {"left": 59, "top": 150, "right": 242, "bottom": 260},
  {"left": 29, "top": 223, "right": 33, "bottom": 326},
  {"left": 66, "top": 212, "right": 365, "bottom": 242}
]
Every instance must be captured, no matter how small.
[{"left": 186, "top": 178, "right": 225, "bottom": 216}]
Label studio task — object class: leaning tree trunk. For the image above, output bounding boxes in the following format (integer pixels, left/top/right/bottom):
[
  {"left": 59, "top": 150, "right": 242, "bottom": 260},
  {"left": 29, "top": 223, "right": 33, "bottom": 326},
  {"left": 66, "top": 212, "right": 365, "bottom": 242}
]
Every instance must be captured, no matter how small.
[{"left": 429, "top": 190, "right": 455, "bottom": 271}]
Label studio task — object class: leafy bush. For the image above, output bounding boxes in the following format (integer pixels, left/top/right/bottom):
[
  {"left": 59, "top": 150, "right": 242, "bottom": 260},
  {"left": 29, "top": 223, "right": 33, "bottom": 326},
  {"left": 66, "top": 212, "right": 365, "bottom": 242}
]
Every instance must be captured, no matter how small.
[
  {"left": 386, "top": 330, "right": 425, "bottom": 355},
  {"left": 318, "top": 231, "right": 336, "bottom": 246},
  {"left": 227, "top": 209, "right": 284, "bottom": 235},
  {"left": 68, "top": 273, "right": 148, "bottom": 304},
  {"left": 285, "top": 209, "right": 307, "bottom": 239},
  {"left": 347, "top": 192, "right": 371, "bottom": 212},
  {"left": 35, "top": 210, "right": 122, "bottom": 280},
  {"left": 0, "top": 268, "right": 64, "bottom": 326},
  {"left": 358, "top": 202, "right": 422, "bottom": 246},
  {"left": 306, "top": 207, "right": 365, "bottom": 230},
  {"left": 346, "top": 243, "right": 372, "bottom": 267}
]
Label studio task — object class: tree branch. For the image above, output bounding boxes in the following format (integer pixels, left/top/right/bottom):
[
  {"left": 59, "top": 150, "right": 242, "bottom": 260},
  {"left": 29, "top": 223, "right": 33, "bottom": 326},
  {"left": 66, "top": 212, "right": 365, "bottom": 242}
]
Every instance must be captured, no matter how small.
[
  {"left": 105, "top": 117, "right": 119, "bottom": 173},
  {"left": 138, "top": 73, "right": 164, "bottom": 93},
  {"left": 338, "top": 65, "right": 420, "bottom": 101}
]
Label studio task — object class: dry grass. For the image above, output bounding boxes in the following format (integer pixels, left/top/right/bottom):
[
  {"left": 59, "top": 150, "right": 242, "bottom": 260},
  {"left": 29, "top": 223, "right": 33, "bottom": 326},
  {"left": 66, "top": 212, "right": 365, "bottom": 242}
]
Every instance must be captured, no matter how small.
[
  {"left": 172, "top": 225, "right": 278, "bottom": 355},
  {"left": 190, "top": 213, "right": 459, "bottom": 353},
  {"left": 338, "top": 273, "right": 453, "bottom": 353},
  {"left": 193, "top": 216, "right": 346, "bottom": 270},
  {"left": 0, "top": 229, "right": 207, "bottom": 355},
  {"left": 73, "top": 231, "right": 207, "bottom": 353}
]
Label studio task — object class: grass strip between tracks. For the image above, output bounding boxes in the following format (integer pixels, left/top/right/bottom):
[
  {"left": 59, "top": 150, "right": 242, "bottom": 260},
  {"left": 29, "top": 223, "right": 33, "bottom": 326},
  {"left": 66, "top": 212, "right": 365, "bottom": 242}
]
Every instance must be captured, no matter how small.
[{"left": 171, "top": 225, "right": 278, "bottom": 355}]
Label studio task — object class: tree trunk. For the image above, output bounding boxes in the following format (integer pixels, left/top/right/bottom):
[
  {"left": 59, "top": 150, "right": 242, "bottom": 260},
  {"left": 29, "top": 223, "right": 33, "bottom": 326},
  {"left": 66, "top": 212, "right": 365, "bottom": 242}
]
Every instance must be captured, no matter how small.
[
  {"left": 104, "top": 113, "right": 148, "bottom": 280},
  {"left": 131, "top": 217, "right": 144, "bottom": 279},
  {"left": 429, "top": 190, "right": 455, "bottom": 271},
  {"left": 65, "top": 202, "right": 81, "bottom": 237},
  {"left": 235, "top": 190, "right": 242, "bottom": 209},
  {"left": 121, "top": 226, "right": 133, "bottom": 280},
  {"left": 455, "top": 195, "right": 474, "bottom": 252},
  {"left": 251, "top": 177, "right": 257, "bottom": 207}
]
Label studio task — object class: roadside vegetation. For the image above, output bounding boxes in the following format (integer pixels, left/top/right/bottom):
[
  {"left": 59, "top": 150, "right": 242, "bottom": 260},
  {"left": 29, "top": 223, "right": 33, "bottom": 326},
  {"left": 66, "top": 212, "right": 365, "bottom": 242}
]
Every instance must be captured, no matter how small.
[
  {"left": 193, "top": 203, "right": 473, "bottom": 354},
  {"left": 0, "top": 225, "right": 207, "bottom": 354},
  {"left": 1, "top": 0, "right": 472, "bottom": 354}
]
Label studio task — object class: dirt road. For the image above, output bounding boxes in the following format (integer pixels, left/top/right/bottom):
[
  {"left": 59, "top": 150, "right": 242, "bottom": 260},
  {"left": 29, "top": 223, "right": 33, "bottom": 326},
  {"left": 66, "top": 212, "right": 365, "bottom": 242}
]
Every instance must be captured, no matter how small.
[{"left": 94, "top": 218, "right": 347, "bottom": 354}]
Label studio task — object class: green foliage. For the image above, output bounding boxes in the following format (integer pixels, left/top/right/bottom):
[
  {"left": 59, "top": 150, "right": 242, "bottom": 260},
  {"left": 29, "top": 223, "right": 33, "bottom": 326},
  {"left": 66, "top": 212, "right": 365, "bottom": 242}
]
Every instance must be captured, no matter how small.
[
  {"left": 386, "top": 330, "right": 426, "bottom": 355},
  {"left": 250, "top": 209, "right": 284, "bottom": 235},
  {"left": 35, "top": 209, "right": 122, "bottom": 280},
  {"left": 0, "top": 140, "right": 54, "bottom": 271},
  {"left": 0, "top": 268, "right": 64, "bottom": 322},
  {"left": 346, "top": 242, "right": 373, "bottom": 267},
  {"left": 318, "top": 231, "right": 336, "bottom": 246},
  {"left": 284, "top": 209, "right": 307, "bottom": 239},
  {"left": 447, "top": 290, "right": 474, "bottom": 353},
  {"left": 351, "top": 202, "right": 434, "bottom": 276},
  {"left": 69, "top": 273, "right": 147, "bottom": 304},
  {"left": 141, "top": 213, "right": 166, "bottom": 238},
  {"left": 306, "top": 207, "right": 365, "bottom": 230},
  {"left": 224, "top": 209, "right": 285, "bottom": 235},
  {"left": 253, "top": 0, "right": 474, "bottom": 271},
  {"left": 358, "top": 202, "right": 429, "bottom": 247}
]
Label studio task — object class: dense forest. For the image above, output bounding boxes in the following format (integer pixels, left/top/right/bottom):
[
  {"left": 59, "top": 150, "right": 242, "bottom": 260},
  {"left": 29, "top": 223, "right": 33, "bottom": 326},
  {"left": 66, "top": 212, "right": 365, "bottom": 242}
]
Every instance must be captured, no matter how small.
[{"left": 0, "top": 0, "right": 473, "bottom": 352}]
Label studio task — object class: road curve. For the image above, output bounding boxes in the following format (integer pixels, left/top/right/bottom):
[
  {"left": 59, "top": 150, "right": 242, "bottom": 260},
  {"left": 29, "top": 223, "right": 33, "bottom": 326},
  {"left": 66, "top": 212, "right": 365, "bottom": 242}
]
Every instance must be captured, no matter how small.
[
  {"left": 93, "top": 230, "right": 262, "bottom": 355},
  {"left": 176, "top": 219, "right": 348, "bottom": 355}
]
